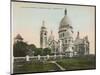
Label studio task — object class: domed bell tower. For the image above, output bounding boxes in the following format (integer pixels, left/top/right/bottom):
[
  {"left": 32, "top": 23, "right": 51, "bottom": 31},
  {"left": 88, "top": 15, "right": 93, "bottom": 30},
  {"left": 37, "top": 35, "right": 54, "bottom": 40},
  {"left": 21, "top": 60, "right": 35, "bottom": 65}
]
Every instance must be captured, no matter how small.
[{"left": 40, "top": 20, "right": 48, "bottom": 49}]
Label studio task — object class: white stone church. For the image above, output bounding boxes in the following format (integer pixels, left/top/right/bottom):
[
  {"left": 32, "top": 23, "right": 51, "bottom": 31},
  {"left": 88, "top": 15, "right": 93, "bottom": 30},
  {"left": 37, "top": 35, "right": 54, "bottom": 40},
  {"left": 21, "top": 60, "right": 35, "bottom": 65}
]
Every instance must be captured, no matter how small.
[{"left": 40, "top": 9, "right": 89, "bottom": 57}]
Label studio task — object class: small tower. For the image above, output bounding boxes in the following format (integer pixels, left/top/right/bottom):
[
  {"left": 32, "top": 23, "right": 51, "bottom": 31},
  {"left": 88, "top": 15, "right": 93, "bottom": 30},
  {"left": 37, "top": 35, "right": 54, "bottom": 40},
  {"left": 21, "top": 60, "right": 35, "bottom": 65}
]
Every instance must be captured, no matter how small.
[
  {"left": 48, "top": 30, "right": 54, "bottom": 43},
  {"left": 40, "top": 20, "right": 48, "bottom": 49},
  {"left": 76, "top": 31, "right": 80, "bottom": 40},
  {"left": 84, "top": 36, "right": 89, "bottom": 55}
]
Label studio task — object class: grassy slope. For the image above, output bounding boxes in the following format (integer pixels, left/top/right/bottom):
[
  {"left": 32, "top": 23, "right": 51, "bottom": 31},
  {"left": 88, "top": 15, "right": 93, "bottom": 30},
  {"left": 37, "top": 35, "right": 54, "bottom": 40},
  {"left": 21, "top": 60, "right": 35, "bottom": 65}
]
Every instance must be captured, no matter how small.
[
  {"left": 14, "top": 55, "right": 96, "bottom": 73},
  {"left": 14, "top": 60, "right": 60, "bottom": 73},
  {"left": 56, "top": 55, "right": 96, "bottom": 70}
]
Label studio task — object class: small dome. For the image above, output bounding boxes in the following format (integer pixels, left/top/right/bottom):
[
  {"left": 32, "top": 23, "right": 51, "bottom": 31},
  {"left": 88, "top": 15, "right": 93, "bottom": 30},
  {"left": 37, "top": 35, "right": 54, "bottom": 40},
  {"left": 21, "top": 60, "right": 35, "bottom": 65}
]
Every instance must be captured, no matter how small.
[
  {"left": 15, "top": 34, "right": 23, "bottom": 40},
  {"left": 59, "top": 9, "right": 71, "bottom": 29}
]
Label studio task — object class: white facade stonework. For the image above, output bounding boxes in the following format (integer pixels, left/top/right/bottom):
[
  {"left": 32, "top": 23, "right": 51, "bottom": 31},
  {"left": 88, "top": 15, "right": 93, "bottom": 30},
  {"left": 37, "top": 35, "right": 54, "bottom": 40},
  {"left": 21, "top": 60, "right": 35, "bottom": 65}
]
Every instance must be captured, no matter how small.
[
  {"left": 40, "top": 21, "right": 48, "bottom": 49},
  {"left": 58, "top": 9, "right": 74, "bottom": 57},
  {"left": 40, "top": 9, "right": 89, "bottom": 57}
]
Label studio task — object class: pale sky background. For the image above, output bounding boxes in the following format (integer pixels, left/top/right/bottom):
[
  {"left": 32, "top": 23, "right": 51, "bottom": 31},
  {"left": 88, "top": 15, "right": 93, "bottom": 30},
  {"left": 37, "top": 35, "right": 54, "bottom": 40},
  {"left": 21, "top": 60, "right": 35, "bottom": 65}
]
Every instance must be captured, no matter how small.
[{"left": 12, "top": 2, "right": 95, "bottom": 54}]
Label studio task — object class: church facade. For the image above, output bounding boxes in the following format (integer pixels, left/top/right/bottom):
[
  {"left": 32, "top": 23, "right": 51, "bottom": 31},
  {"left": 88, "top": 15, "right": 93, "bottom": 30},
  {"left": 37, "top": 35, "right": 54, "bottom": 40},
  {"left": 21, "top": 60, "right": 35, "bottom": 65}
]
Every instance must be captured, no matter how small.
[{"left": 40, "top": 9, "right": 89, "bottom": 57}]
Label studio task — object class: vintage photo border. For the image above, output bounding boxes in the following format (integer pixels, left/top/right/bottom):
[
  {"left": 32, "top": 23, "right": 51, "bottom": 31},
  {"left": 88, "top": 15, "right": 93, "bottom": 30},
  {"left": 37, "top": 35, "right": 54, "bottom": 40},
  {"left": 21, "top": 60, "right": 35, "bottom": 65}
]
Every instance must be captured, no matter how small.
[{"left": 10, "top": 0, "right": 96, "bottom": 75}]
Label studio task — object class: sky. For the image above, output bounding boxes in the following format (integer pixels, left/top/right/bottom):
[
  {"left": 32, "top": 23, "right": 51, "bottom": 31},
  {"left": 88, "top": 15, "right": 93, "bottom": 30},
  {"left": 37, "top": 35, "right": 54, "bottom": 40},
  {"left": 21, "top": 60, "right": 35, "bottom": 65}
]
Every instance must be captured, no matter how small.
[{"left": 12, "top": 2, "right": 95, "bottom": 54}]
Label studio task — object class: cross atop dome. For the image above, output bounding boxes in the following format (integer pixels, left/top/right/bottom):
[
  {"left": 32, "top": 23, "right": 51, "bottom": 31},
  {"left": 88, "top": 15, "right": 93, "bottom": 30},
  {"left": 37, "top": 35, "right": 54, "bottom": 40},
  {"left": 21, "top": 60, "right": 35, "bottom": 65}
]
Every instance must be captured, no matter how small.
[
  {"left": 42, "top": 20, "right": 45, "bottom": 27},
  {"left": 65, "top": 8, "right": 67, "bottom": 15}
]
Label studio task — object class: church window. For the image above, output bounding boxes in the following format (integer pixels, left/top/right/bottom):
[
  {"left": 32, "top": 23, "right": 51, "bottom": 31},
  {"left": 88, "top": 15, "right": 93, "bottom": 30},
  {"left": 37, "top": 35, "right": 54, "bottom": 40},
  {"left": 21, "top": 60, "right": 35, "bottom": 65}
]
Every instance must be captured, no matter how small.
[
  {"left": 72, "top": 47, "right": 74, "bottom": 50},
  {"left": 60, "top": 34, "right": 61, "bottom": 38},
  {"left": 60, "top": 33, "right": 63, "bottom": 38},
  {"left": 65, "top": 40, "right": 67, "bottom": 43},
  {"left": 69, "top": 39, "right": 70, "bottom": 42},
  {"left": 44, "top": 32, "right": 46, "bottom": 35},
  {"left": 63, "top": 33, "right": 64, "bottom": 37}
]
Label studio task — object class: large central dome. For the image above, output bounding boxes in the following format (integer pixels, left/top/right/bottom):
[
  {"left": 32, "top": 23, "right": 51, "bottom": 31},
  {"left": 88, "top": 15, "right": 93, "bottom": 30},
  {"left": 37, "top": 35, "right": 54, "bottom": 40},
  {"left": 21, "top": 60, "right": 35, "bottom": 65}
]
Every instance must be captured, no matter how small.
[{"left": 59, "top": 9, "right": 71, "bottom": 29}]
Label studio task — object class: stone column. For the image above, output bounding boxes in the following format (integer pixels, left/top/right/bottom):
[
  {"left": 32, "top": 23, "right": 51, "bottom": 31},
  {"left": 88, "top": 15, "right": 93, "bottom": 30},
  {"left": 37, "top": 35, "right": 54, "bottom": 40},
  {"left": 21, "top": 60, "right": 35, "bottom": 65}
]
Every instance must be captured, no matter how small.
[
  {"left": 38, "top": 55, "right": 41, "bottom": 60},
  {"left": 26, "top": 55, "right": 30, "bottom": 61},
  {"left": 47, "top": 55, "right": 50, "bottom": 59}
]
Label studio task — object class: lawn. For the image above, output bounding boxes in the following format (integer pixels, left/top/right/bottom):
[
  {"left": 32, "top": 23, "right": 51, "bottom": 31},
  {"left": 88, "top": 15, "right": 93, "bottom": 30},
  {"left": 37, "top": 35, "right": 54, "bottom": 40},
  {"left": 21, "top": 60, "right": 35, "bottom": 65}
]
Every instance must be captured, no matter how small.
[
  {"left": 56, "top": 55, "right": 96, "bottom": 70},
  {"left": 13, "top": 55, "right": 96, "bottom": 74},
  {"left": 14, "top": 60, "right": 60, "bottom": 73}
]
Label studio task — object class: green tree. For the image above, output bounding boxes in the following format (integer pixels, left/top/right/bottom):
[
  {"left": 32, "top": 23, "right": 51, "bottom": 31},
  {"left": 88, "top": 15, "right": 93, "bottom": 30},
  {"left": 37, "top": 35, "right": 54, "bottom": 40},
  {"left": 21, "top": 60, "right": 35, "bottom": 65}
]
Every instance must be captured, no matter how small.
[
  {"left": 27, "top": 44, "right": 36, "bottom": 56},
  {"left": 43, "top": 48, "right": 51, "bottom": 55},
  {"left": 34, "top": 48, "right": 42, "bottom": 56},
  {"left": 13, "top": 41, "right": 28, "bottom": 57}
]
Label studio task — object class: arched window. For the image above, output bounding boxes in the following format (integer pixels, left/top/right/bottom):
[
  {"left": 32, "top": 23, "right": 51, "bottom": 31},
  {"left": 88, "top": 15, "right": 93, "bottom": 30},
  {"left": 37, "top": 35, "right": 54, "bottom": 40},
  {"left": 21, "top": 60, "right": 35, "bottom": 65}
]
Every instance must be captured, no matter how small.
[
  {"left": 65, "top": 40, "right": 67, "bottom": 43},
  {"left": 44, "top": 32, "right": 46, "bottom": 35},
  {"left": 63, "top": 33, "right": 64, "bottom": 37},
  {"left": 69, "top": 39, "right": 71, "bottom": 42},
  {"left": 59, "top": 34, "right": 61, "bottom": 38}
]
